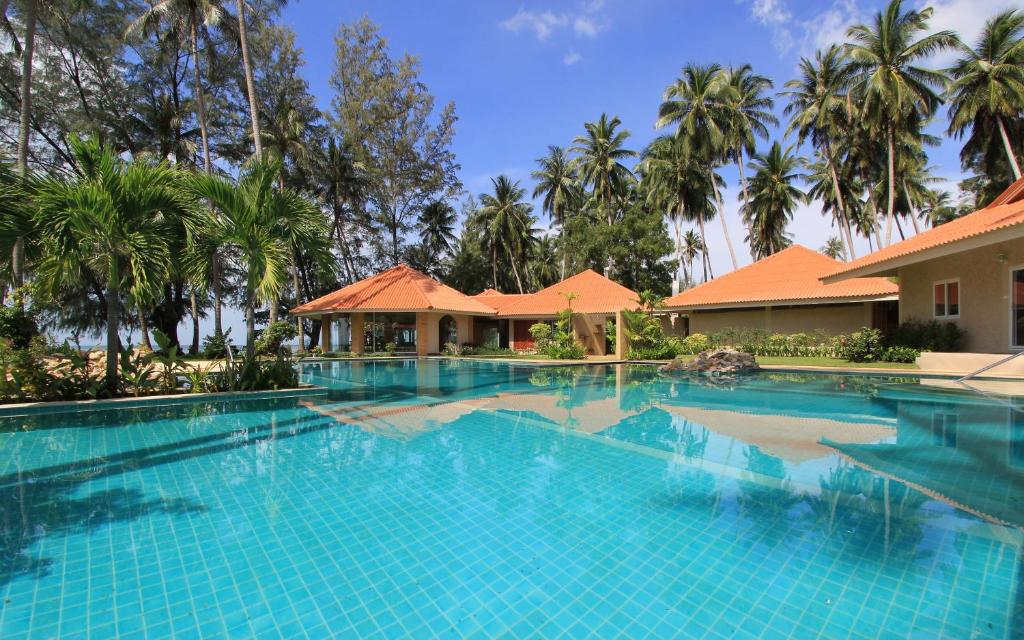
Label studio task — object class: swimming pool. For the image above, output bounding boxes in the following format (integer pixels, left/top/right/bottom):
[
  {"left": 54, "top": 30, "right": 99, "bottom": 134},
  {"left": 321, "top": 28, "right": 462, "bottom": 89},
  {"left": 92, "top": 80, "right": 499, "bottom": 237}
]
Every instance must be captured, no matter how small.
[{"left": 0, "top": 359, "right": 1020, "bottom": 638}]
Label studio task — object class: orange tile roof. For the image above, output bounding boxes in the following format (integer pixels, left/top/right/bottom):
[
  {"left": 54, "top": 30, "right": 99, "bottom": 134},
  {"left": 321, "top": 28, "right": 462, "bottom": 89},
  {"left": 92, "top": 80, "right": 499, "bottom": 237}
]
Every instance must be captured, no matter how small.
[
  {"left": 824, "top": 177, "right": 1024, "bottom": 282},
  {"left": 471, "top": 290, "right": 533, "bottom": 314},
  {"left": 291, "top": 264, "right": 496, "bottom": 315},
  {"left": 498, "top": 269, "right": 640, "bottom": 317},
  {"left": 663, "top": 245, "right": 898, "bottom": 309}
]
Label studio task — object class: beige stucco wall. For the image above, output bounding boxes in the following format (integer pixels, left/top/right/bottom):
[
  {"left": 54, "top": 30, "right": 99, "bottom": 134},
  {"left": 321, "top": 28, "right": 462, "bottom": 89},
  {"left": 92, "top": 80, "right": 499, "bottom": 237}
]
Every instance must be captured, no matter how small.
[
  {"left": 418, "top": 312, "right": 475, "bottom": 354},
  {"left": 684, "top": 302, "right": 874, "bottom": 336},
  {"left": 897, "top": 237, "right": 1024, "bottom": 353}
]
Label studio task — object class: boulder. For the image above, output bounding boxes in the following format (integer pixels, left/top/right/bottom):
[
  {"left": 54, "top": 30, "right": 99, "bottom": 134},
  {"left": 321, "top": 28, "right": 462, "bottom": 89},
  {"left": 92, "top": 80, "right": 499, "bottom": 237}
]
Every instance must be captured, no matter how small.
[{"left": 660, "top": 348, "right": 759, "bottom": 376}]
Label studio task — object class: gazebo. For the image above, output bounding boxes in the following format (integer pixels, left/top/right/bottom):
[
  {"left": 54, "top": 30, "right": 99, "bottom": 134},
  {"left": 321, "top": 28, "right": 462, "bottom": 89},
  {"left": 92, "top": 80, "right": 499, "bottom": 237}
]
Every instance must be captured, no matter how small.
[{"left": 290, "top": 264, "right": 496, "bottom": 355}]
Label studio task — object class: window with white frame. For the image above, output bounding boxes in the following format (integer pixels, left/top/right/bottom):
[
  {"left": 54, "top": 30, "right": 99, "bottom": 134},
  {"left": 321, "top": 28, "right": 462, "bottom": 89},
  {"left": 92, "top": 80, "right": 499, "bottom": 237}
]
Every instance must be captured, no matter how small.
[{"left": 933, "top": 279, "right": 959, "bottom": 319}]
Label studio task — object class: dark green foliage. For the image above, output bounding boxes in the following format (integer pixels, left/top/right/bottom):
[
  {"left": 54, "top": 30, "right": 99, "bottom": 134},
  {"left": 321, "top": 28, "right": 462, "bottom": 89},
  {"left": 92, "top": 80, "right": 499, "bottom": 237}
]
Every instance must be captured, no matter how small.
[
  {"left": 833, "top": 328, "right": 884, "bottom": 362},
  {"left": 202, "top": 330, "right": 234, "bottom": 359},
  {"left": 888, "top": 319, "right": 966, "bottom": 352},
  {"left": 881, "top": 346, "right": 920, "bottom": 363},
  {"left": 255, "top": 321, "right": 298, "bottom": 355},
  {"left": 623, "top": 309, "right": 682, "bottom": 360},
  {"left": 0, "top": 305, "right": 39, "bottom": 350}
]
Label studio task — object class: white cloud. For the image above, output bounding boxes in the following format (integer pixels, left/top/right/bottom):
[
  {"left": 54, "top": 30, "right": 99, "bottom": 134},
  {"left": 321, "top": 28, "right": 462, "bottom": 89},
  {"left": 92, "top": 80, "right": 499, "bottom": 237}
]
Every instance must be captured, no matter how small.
[
  {"left": 919, "top": 0, "right": 1019, "bottom": 64},
  {"left": 744, "top": 0, "right": 795, "bottom": 53},
  {"left": 573, "top": 15, "right": 602, "bottom": 38},
  {"left": 563, "top": 50, "right": 582, "bottom": 65},
  {"left": 499, "top": 2, "right": 610, "bottom": 44},
  {"left": 499, "top": 9, "right": 568, "bottom": 41},
  {"left": 800, "top": 0, "right": 862, "bottom": 55}
]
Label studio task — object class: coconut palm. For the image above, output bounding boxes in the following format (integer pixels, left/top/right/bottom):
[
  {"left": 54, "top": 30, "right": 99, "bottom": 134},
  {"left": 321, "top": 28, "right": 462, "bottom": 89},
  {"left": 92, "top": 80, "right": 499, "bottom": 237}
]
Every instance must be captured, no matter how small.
[
  {"left": 530, "top": 234, "right": 560, "bottom": 289},
  {"left": 723, "top": 64, "right": 777, "bottom": 256},
  {"left": 128, "top": 0, "right": 227, "bottom": 175},
  {"left": 473, "top": 175, "right": 534, "bottom": 293},
  {"left": 821, "top": 237, "right": 845, "bottom": 259},
  {"left": 186, "top": 158, "right": 302, "bottom": 354},
  {"left": 656, "top": 64, "right": 740, "bottom": 269},
  {"left": 783, "top": 45, "right": 857, "bottom": 259},
  {"left": 419, "top": 200, "right": 457, "bottom": 258},
  {"left": 261, "top": 102, "right": 312, "bottom": 188},
  {"left": 33, "top": 137, "right": 192, "bottom": 392},
  {"left": 742, "top": 142, "right": 806, "bottom": 259},
  {"left": 844, "top": 0, "right": 958, "bottom": 246},
  {"left": 319, "top": 137, "right": 365, "bottom": 283},
  {"left": 569, "top": 114, "right": 636, "bottom": 228},
  {"left": 639, "top": 135, "right": 717, "bottom": 283},
  {"left": 681, "top": 229, "right": 703, "bottom": 287},
  {"left": 946, "top": 9, "right": 1024, "bottom": 180},
  {"left": 531, "top": 145, "right": 582, "bottom": 280},
  {"left": 804, "top": 153, "right": 863, "bottom": 254}
]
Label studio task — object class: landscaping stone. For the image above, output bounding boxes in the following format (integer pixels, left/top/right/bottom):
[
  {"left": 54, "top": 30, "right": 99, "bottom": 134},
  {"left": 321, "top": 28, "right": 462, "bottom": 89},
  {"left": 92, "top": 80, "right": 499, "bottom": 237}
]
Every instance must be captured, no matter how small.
[{"left": 660, "top": 349, "right": 760, "bottom": 376}]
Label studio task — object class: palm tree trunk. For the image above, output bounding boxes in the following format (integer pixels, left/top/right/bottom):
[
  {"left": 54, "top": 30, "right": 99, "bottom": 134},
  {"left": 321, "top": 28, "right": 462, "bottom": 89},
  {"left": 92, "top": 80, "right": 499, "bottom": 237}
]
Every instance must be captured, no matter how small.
[
  {"left": 713, "top": 184, "right": 738, "bottom": 270},
  {"left": 491, "top": 244, "right": 498, "bottom": 290},
  {"left": 138, "top": 309, "right": 152, "bottom": 350},
  {"left": 996, "top": 114, "right": 1022, "bottom": 180},
  {"left": 292, "top": 250, "right": 303, "bottom": 352},
  {"left": 673, "top": 212, "right": 684, "bottom": 286},
  {"left": 902, "top": 181, "right": 921, "bottom": 235},
  {"left": 696, "top": 215, "right": 712, "bottom": 281},
  {"left": 245, "top": 292, "right": 256, "bottom": 357},
  {"left": 824, "top": 144, "right": 855, "bottom": 260},
  {"left": 211, "top": 257, "right": 223, "bottom": 337},
  {"left": 190, "top": 290, "right": 200, "bottom": 355},
  {"left": 106, "top": 259, "right": 120, "bottom": 394},
  {"left": 236, "top": 0, "right": 262, "bottom": 160},
  {"left": 735, "top": 148, "right": 756, "bottom": 261},
  {"left": 12, "top": 0, "right": 37, "bottom": 289},
  {"left": 884, "top": 124, "right": 896, "bottom": 246},
  {"left": 508, "top": 247, "right": 524, "bottom": 294},
  {"left": 189, "top": 10, "right": 212, "bottom": 174}
]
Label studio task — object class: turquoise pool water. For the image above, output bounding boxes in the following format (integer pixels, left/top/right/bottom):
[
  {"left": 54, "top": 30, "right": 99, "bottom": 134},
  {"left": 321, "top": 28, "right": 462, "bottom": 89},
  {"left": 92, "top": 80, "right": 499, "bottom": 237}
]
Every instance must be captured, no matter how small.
[{"left": 0, "top": 359, "right": 1021, "bottom": 638}]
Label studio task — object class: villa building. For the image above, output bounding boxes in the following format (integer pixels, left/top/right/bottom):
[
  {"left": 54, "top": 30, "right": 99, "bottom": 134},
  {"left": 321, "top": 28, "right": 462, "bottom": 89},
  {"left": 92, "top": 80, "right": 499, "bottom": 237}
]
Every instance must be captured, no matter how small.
[
  {"left": 661, "top": 245, "right": 900, "bottom": 337},
  {"left": 290, "top": 265, "right": 639, "bottom": 356},
  {"left": 823, "top": 177, "right": 1024, "bottom": 354}
]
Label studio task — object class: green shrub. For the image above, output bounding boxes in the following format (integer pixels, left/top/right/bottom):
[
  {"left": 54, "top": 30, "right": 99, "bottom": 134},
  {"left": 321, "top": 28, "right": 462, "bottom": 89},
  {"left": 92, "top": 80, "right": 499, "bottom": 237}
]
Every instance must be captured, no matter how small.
[
  {"left": 834, "top": 328, "right": 884, "bottom": 362},
  {"left": 0, "top": 305, "right": 39, "bottom": 350},
  {"left": 888, "top": 319, "right": 965, "bottom": 352},
  {"left": 882, "top": 346, "right": 920, "bottom": 363},
  {"left": 530, "top": 310, "right": 586, "bottom": 359},
  {"left": 680, "top": 333, "right": 711, "bottom": 354},
  {"left": 442, "top": 341, "right": 464, "bottom": 356},
  {"left": 384, "top": 342, "right": 397, "bottom": 355},
  {"left": 255, "top": 320, "right": 298, "bottom": 355},
  {"left": 623, "top": 309, "right": 682, "bottom": 360},
  {"left": 202, "top": 329, "right": 234, "bottom": 359}
]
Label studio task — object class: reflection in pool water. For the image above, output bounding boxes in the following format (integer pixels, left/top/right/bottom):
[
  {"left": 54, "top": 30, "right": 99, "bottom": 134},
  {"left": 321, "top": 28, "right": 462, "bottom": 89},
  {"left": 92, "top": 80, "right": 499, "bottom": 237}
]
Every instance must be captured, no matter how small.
[{"left": 0, "top": 359, "right": 1021, "bottom": 638}]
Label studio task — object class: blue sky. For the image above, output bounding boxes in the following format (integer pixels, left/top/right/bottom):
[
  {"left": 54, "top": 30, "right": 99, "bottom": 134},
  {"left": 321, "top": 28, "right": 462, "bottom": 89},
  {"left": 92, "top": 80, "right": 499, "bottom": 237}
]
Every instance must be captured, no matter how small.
[{"left": 177, "top": 0, "right": 1015, "bottom": 345}]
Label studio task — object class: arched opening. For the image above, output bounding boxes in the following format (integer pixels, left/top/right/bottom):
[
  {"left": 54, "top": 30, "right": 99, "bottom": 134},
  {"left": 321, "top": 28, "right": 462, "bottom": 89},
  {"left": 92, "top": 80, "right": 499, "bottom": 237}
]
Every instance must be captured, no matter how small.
[{"left": 439, "top": 315, "right": 457, "bottom": 348}]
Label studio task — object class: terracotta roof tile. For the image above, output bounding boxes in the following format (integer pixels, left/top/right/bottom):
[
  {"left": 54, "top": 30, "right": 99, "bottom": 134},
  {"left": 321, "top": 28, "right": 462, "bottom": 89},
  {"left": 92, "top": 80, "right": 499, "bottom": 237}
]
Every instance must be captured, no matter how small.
[
  {"left": 471, "top": 290, "right": 533, "bottom": 314},
  {"left": 498, "top": 270, "right": 640, "bottom": 317},
  {"left": 291, "top": 264, "right": 496, "bottom": 315},
  {"left": 664, "top": 245, "right": 898, "bottom": 309},
  {"left": 825, "top": 178, "right": 1024, "bottom": 281}
]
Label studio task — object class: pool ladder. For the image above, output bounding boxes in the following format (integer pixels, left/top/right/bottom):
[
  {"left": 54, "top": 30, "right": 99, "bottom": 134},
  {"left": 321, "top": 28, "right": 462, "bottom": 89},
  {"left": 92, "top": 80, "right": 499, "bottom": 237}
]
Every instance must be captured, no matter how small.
[{"left": 955, "top": 350, "right": 1024, "bottom": 383}]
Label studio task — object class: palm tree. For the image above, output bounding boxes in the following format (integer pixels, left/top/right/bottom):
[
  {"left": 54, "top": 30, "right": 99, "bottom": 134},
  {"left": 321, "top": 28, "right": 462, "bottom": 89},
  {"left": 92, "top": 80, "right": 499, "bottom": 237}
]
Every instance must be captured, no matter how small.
[
  {"left": 680, "top": 229, "right": 702, "bottom": 287},
  {"left": 319, "top": 137, "right": 364, "bottom": 282},
  {"left": 783, "top": 45, "right": 858, "bottom": 259},
  {"left": 844, "top": 0, "right": 958, "bottom": 246},
  {"left": 946, "top": 9, "right": 1024, "bottom": 180},
  {"left": 531, "top": 234, "right": 560, "bottom": 289},
  {"left": 128, "top": 0, "right": 226, "bottom": 176},
  {"left": 821, "top": 237, "right": 845, "bottom": 259},
  {"left": 656, "top": 64, "right": 740, "bottom": 269},
  {"left": 9, "top": 0, "right": 42, "bottom": 288},
  {"left": 419, "top": 200, "right": 457, "bottom": 259},
  {"left": 235, "top": 0, "right": 273, "bottom": 160},
  {"left": 639, "top": 135, "right": 716, "bottom": 283},
  {"left": 186, "top": 158, "right": 299, "bottom": 354},
  {"left": 34, "top": 138, "right": 191, "bottom": 392},
  {"left": 804, "top": 152, "right": 862, "bottom": 256},
  {"left": 569, "top": 114, "right": 636, "bottom": 228},
  {"left": 473, "top": 175, "right": 534, "bottom": 293},
  {"left": 723, "top": 64, "right": 777, "bottom": 257},
  {"left": 742, "top": 142, "right": 806, "bottom": 259},
  {"left": 531, "top": 145, "right": 582, "bottom": 280},
  {"left": 261, "top": 102, "right": 311, "bottom": 188}
]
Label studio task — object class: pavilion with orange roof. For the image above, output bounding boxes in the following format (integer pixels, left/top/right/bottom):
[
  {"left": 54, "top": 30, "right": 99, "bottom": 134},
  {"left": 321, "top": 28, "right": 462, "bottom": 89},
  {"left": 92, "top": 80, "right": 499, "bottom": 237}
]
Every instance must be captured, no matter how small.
[
  {"left": 661, "top": 245, "right": 899, "bottom": 336},
  {"left": 291, "top": 265, "right": 639, "bottom": 356}
]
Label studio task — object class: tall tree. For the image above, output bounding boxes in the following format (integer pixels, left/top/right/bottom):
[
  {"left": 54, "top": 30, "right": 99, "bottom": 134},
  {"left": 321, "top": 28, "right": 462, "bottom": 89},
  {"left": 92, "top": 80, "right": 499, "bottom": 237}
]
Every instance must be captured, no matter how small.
[
  {"left": 845, "top": 0, "right": 957, "bottom": 245},
  {"left": 783, "top": 45, "right": 857, "bottom": 259},
  {"left": 722, "top": 64, "right": 777, "bottom": 258},
  {"left": 946, "top": 9, "right": 1024, "bottom": 180},
  {"left": 473, "top": 175, "right": 534, "bottom": 293},
  {"left": 531, "top": 145, "right": 581, "bottom": 280},
  {"left": 656, "top": 64, "right": 739, "bottom": 269},
  {"left": 330, "top": 17, "right": 460, "bottom": 266},
  {"left": 742, "top": 142, "right": 806, "bottom": 259}
]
